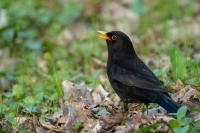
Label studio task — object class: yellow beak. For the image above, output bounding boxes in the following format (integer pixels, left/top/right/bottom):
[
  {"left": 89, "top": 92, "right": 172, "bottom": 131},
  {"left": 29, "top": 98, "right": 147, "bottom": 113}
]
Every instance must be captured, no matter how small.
[{"left": 96, "top": 31, "right": 111, "bottom": 41}]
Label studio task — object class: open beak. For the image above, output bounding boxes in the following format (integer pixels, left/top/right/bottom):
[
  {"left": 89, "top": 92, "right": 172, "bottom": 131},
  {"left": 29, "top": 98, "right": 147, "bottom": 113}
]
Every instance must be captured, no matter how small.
[{"left": 97, "top": 31, "right": 111, "bottom": 41}]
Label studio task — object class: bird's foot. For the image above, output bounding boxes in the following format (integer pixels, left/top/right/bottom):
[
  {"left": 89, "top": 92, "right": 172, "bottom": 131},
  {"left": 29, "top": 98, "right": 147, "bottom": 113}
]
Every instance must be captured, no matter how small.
[{"left": 123, "top": 101, "right": 129, "bottom": 112}]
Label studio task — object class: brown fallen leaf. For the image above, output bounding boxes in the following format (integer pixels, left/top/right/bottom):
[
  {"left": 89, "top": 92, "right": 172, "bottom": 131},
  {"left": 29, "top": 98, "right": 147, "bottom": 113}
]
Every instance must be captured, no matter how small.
[
  {"left": 113, "top": 112, "right": 151, "bottom": 132},
  {"left": 95, "top": 84, "right": 110, "bottom": 98},
  {"left": 99, "top": 112, "right": 125, "bottom": 131},
  {"left": 115, "top": 125, "right": 135, "bottom": 133},
  {"left": 15, "top": 117, "right": 29, "bottom": 125},
  {"left": 92, "top": 91, "right": 102, "bottom": 105},
  {"left": 106, "top": 104, "right": 122, "bottom": 114},
  {"left": 40, "top": 121, "right": 60, "bottom": 132},
  {"left": 171, "top": 80, "right": 184, "bottom": 91},
  {"left": 23, "top": 115, "right": 40, "bottom": 133},
  {"left": 62, "top": 80, "right": 94, "bottom": 105},
  {"left": 172, "top": 85, "right": 199, "bottom": 102},
  {"left": 57, "top": 116, "right": 67, "bottom": 125},
  {"left": 155, "top": 115, "right": 173, "bottom": 122}
]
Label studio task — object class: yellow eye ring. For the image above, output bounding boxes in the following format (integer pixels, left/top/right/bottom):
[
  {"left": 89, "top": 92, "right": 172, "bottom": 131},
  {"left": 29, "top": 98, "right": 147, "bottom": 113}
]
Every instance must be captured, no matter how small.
[{"left": 112, "top": 35, "right": 117, "bottom": 40}]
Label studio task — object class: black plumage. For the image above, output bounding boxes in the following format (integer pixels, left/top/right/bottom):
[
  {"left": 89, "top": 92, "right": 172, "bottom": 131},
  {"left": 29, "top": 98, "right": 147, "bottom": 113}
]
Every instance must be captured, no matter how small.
[{"left": 97, "top": 30, "right": 181, "bottom": 113}]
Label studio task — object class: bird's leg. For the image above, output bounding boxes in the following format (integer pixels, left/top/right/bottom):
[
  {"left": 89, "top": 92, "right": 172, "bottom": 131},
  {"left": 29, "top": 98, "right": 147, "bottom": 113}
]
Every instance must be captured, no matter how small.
[{"left": 123, "top": 101, "right": 129, "bottom": 112}]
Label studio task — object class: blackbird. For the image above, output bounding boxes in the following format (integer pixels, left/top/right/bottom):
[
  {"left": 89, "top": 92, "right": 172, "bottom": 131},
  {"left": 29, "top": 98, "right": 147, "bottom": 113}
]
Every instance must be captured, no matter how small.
[{"left": 97, "top": 30, "right": 181, "bottom": 114}]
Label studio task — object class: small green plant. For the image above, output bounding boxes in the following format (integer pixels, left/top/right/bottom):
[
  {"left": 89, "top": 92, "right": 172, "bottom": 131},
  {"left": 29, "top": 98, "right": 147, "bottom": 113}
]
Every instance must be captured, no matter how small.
[
  {"left": 168, "top": 106, "right": 200, "bottom": 133},
  {"left": 73, "top": 122, "right": 84, "bottom": 130},
  {"left": 185, "top": 58, "right": 200, "bottom": 85},
  {"left": 168, "top": 45, "right": 187, "bottom": 80},
  {"left": 136, "top": 123, "right": 159, "bottom": 133}
]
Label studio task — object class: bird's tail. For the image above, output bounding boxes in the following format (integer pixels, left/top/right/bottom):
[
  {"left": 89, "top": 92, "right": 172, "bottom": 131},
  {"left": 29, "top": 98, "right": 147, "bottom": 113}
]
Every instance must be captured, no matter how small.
[{"left": 156, "top": 93, "right": 181, "bottom": 113}]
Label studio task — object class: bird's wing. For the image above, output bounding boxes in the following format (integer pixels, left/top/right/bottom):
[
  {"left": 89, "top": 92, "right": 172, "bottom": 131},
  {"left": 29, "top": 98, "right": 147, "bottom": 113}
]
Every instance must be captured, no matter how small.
[{"left": 110, "top": 64, "right": 167, "bottom": 92}]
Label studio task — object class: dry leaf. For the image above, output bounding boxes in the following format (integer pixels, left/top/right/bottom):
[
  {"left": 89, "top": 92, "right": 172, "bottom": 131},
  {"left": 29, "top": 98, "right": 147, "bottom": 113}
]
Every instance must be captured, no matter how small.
[
  {"left": 172, "top": 85, "right": 199, "bottom": 103},
  {"left": 40, "top": 121, "right": 59, "bottom": 131},
  {"left": 92, "top": 91, "right": 102, "bottom": 104},
  {"left": 96, "top": 84, "right": 109, "bottom": 98},
  {"left": 62, "top": 80, "right": 93, "bottom": 105},
  {"left": 171, "top": 80, "right": 184, "bottom": 91}
]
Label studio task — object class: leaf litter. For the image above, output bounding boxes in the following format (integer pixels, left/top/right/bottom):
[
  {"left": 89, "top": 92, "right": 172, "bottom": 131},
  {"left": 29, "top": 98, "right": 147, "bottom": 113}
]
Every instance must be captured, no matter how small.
[{"left": 17, "top": 79, "right": 199, "bottom": 133}]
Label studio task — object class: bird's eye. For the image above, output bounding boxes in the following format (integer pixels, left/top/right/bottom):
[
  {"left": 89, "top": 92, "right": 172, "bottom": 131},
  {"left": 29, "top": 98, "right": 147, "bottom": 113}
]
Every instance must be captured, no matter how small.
[{"left": 112, "top": 35, "right": 117, "bottom": 40}]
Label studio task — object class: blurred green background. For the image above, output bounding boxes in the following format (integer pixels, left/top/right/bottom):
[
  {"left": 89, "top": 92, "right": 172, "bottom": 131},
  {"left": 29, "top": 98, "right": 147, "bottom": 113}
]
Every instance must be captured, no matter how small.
[{"left": 0, "top": 0, "right": 200, "bottom": 129}]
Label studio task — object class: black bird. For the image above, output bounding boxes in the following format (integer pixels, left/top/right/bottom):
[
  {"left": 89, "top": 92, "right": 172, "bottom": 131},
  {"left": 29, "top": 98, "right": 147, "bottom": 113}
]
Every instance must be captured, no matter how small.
[{"left": 97, "top": 30, "right": 181, "bottom": 114}]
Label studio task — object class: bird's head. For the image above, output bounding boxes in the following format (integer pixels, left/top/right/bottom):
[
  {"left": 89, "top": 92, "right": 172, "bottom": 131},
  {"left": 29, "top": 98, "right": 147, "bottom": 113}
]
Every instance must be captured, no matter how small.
[{"left": 97, "top": 31, "right": 136, "bottom": 58}]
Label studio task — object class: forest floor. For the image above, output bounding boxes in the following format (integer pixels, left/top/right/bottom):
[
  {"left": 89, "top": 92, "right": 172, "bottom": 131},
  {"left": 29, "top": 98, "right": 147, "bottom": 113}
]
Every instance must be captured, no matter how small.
[{"left": 1, "top": 0, "right": 200, "bottom": 132}]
